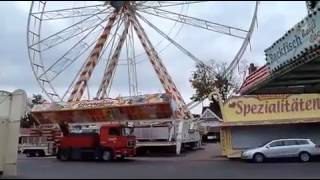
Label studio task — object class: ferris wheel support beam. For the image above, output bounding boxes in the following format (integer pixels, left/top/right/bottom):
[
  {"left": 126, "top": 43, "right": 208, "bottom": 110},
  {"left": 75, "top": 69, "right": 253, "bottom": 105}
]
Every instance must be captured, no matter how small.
[
  {"left": 129, "top": 12, "right": 190, "bottom": 119},
  {"left": 61, "top": 23, "right": 124, "bottom": 101},
  {"left": 95, "top": 14, "right": 125, "bottom": 99},
  {"left": 96, "top": 18, "right": 131, "bottom": 99},
  {"left": 68, "top": 10, "right": 119, "bottom": 102},
  {"left": 126, "top": 27, "right": 139, "bottom": 97}
]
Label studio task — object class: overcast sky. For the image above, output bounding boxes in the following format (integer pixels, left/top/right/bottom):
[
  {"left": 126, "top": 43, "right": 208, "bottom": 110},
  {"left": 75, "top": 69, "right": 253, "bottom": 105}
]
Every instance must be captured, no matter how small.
[{"left": 0, "top": 1, "right": 308, "bottom": 114}]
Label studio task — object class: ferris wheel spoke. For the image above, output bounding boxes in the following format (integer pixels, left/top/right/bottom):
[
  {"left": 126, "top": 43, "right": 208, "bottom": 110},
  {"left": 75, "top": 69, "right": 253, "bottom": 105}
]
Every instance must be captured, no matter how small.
[
  {"left": 136, "top": 12, "right": 203, "bottom": 65},
  {"left": 47, "top": 33, "right": 103, "bottom": 83},
  {"left": 30, "top": 8, "right": 110, "bottom": 50},
  {"left": 137, "top": 13, "right": 218, "bottom": 77},
  {"left": 137, "top": 7, "right": 248, "bottom": 39},
  {"left": 126, "top": 2, "right": 186, "bottom": 60},
  {"left": 31, "top": 4, "right": 109, "bottom": 21},
  {"left": 50, "top": 20, "right": 124, "bottom": 85},
  {"left": 137, "top": 1, "right": 209, "bottom": 9},
  {"left": 38, "top": 15, "right": 114, "bottom": 82},
  {"left": 41, "top": 18, "right": 109, "bottom": 52}
]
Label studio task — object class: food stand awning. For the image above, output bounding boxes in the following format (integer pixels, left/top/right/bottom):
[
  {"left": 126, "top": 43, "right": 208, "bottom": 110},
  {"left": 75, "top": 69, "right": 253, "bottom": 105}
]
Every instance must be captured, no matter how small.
[{"left": 240, "top": 9, "right": 320, "bottom": 95}]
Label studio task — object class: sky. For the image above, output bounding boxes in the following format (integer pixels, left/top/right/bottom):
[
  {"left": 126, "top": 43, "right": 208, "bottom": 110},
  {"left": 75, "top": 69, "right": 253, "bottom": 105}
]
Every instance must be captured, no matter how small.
[{"left": 0, "top": 1, "right": 308, "bottom": 114}]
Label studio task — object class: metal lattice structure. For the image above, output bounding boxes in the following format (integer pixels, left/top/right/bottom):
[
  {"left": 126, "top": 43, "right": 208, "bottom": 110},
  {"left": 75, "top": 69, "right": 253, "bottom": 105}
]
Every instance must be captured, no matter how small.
[{"left": 27, "top": 1, "right": 258, "bottom": 118}]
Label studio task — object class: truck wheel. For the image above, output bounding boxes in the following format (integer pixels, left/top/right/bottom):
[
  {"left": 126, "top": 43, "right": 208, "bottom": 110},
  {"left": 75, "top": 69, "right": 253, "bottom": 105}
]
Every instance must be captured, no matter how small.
[
  {"left": 34, "top": 151, "right": 41, "bottom": 157},
  {"left": 101, "top": 150, "right": 113, "bottom": 161},
  {"left": 25, "top": 152, "right": 31, "bottom": 157},
  {"left": 59, "top": 150, "right": 70, "bottom": 161},
  {"left": 29, "top": 152, "right": 35, "bottom": 157},
  {"left": 116, "top": 156, "right": 125, "bottom": 161},
  {"left": 40, "top": 151, "right": 45, "bottom": 157}
]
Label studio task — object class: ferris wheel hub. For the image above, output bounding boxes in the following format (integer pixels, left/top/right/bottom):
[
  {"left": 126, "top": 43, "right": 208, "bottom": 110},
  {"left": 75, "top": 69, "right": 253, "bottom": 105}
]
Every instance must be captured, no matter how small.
[{"left": 109, "top": 1, "right": 129, "bottom": 10}]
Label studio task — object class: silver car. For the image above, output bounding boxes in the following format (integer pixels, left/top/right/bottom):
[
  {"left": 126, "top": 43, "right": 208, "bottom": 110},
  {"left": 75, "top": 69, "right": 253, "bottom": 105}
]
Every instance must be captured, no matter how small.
[{"left": 241, "top": 139, "right": 320, "bottom": 163}]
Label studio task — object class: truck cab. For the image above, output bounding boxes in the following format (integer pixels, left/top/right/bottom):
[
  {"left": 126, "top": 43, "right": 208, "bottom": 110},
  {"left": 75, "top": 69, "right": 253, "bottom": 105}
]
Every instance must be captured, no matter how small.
[{"left": 57, "top": 124, "right": 136, "bottom": 161}]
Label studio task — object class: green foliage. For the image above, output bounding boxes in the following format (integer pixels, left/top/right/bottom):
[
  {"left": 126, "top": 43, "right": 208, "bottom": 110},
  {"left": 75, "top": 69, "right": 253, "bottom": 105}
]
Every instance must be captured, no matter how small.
[
  {"left": 190, "top": 60, "right": 244, "bottom": 103},
  {"left": 21, "top": 113, "right": 38, "bottom": 128},
  {"left": 190, "top": 62, "right": 215, "bottom": 102},
  {"left": 20, "top": 94, "right": 45, "bottom": 128},
  {"left": 32, "top": 94, "right": 45, "bottom": 105}
]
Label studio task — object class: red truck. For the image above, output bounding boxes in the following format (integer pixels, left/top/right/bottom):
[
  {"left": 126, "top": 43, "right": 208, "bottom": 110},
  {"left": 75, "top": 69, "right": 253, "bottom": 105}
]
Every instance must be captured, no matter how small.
[{"left": 57, "top": 124, "right": 136, "bottom": 161}]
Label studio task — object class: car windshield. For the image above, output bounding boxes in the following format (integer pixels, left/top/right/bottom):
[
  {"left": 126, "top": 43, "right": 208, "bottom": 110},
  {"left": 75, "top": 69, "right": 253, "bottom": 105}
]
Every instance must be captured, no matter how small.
[{"left": 258, "top": 141, "right": 271, "bottom": 147}]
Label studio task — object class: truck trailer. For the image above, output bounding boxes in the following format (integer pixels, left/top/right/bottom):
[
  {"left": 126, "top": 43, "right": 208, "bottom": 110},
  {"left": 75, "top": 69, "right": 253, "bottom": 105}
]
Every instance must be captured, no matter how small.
[{"left": 18, "top": 124, "right": 62, "bottom": 157}]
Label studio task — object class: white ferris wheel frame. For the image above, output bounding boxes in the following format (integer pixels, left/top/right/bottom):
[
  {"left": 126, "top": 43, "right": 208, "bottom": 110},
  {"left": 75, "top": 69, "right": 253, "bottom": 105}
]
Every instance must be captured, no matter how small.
[{"left": 27, "top": 1, "right": 259, "bottom": 117}]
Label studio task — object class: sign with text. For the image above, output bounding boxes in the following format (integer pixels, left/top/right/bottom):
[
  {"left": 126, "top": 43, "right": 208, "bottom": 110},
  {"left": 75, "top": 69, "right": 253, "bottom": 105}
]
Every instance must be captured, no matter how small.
[
  {"left": 221, "top": 94, "right": 320, "bottom": 122},
  {"left": 265, "top": 12, "right": 320, "bottom": 72}
]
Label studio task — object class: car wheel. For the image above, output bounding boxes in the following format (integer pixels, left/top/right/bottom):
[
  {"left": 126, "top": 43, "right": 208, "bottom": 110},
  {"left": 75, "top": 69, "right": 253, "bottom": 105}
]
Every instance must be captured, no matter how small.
[
  {"left": 253, "top": 153, "right": 264, "bottom": 163},
  {"left": 101, "top": 150, "right": 113, "bottom": 161},
  {"left": 299, "top": 152, "right": 311, "bottom": 162}
]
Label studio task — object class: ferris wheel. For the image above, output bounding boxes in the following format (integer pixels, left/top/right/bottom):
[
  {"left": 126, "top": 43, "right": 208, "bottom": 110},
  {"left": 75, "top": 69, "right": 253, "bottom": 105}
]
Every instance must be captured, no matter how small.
[{"left": 27, "top": 1, "right": 258, "bottom": 116}]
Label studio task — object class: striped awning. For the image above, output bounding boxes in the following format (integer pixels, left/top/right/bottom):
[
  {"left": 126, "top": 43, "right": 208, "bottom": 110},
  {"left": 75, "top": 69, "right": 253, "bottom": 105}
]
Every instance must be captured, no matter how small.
[{"left": 239, "top": 65, "right": 270, "bottom": 95}]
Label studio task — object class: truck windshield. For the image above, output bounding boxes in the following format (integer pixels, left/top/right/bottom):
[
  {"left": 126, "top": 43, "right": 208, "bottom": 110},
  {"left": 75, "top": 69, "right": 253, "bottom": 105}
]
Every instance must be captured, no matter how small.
[{"left": 122, "top": 127, "right": 134, "bottom": 136}]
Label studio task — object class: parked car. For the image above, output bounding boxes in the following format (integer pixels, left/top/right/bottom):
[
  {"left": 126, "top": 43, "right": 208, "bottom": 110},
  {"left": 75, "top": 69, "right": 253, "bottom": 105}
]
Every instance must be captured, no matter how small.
[{"left": 241, "top": 139, "right": 320, "bottom": 163}]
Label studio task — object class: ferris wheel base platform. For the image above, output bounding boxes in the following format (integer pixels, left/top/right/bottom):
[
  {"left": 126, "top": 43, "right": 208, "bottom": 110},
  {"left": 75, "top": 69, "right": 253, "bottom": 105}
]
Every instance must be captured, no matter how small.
[
  {"left": 31, "top": 93, "right": 177, "bottom": 124},
  {"left": 31, "top": 93, "right": 202, "bottom": 155}
]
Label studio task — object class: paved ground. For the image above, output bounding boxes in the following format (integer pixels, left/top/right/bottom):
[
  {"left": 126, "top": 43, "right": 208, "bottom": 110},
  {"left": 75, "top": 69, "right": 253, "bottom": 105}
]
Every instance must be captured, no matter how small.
[{"left": 6, "top": 143, "right": 320, "bottom": 179}]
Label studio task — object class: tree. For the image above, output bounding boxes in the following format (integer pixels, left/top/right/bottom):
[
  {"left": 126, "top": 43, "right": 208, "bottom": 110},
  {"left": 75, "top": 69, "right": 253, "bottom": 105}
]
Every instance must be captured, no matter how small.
[
  {"left": 190, "top": 59, "right": 247, "bottom": 103},
  {"left": 190, "top": 60, "right": 247, "bottom": 119},
  {"left": 32, "top": 94, "right": 46, "bottom": 105},
  {"left": 21, "top": 113, "right": 38, "bottom": 128}
]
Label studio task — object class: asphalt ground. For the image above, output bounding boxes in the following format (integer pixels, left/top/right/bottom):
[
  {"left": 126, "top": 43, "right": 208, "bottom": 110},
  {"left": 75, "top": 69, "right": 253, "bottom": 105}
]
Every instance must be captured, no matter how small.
[{"left": 3, "top": 143, "right": 320, "bottom": 179}]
